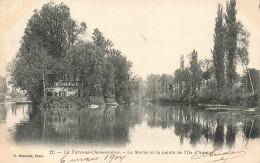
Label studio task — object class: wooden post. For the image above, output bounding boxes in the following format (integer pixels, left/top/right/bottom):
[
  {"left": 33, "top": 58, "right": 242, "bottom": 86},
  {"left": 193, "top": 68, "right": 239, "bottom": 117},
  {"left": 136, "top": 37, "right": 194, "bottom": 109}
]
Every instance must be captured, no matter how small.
[
  {"left": 246, "top": 67, "right": 255, "bottom": 95},
  {"left": 43, "top": 74, "right": 46, "bottom": 99}
]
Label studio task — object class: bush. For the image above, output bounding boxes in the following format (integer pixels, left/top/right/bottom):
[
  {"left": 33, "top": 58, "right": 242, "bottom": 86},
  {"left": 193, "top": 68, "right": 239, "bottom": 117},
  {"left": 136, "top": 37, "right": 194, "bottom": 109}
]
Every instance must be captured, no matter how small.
[
  {"left": 158, "top": 94, "right": 173, "bottom": 103},
  {"left": 86, "top": 96, "right": 105, "bottom": 105}
]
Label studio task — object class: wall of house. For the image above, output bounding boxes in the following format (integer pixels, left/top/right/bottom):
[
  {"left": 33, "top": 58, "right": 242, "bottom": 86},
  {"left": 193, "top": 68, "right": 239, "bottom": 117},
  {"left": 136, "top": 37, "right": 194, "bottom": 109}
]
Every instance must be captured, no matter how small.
[{"left": 47, "top": 87, "right": 79, "bottom": 97}]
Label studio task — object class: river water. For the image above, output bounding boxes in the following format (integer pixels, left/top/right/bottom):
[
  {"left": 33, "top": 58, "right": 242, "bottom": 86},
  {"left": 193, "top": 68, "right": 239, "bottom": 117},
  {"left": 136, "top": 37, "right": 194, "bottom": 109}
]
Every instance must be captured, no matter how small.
[{"left": 0, "top": 102, "right": 259, "bottom": 150}]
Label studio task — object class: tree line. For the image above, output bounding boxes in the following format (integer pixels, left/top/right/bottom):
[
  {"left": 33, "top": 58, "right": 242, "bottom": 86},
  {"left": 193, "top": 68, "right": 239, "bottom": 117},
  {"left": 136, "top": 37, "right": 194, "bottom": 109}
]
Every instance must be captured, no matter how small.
[
  {"left": 145, "top": 0, "right": 259, "bottom": 106},
  {"left": 7, "top": 0, "right": 259, "bottom": 106}
]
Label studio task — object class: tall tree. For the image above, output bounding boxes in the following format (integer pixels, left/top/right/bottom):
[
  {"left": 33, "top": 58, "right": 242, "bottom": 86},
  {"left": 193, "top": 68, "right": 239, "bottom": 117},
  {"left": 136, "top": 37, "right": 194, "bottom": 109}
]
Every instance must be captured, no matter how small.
[
  {"left": 236, "top": 21, "right": 250, "bottom": 66},
  {"left": 212, "top": 4, "right": 225, "bottom": 94},
  {"left": 174, "top": 69, "right": 182, "bottom": 95},
  {"left": 180, "top": 55, "right": 184, "bottom": 95},
  {"left": 110, "top": 50, "right": 132, "bottom": 102},
  {"left": 174, "top": 55, "right": 186, "bottom": 96},
  {"left": 189, "top": 50, "right": 201, "bottom": 95},
  {"left": 225, "top": 0, "right": 238, "bottom": 89},
  {"left": 103, "top": 55, "right": 115, "bottom": 101}
]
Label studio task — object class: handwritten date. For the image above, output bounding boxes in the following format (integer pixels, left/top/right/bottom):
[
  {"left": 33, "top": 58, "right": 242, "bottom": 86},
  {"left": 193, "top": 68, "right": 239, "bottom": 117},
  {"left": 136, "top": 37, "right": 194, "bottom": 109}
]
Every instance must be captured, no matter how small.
[{"left": 60, "top": 154, "right": 126, "bottom": 163}]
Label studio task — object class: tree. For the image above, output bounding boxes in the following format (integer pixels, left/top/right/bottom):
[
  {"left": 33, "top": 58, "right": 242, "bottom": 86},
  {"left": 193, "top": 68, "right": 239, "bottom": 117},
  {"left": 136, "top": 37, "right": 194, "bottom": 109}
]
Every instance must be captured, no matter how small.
[
  {"left": 201, "top": 59, "right": 214, "bottom": 85},
  {"left": 189, "top": 50, "right": 202, "bottom": 95},
  {"left": 0, "top": 76, "right": 7, "bottom": 102},
  {"left": 8, "top": 45, "right": 53, "bottom": 102},
  {"left": 168, "top": 83, "right": 174, "bottom": 98},
  {"left": 109, "top": 50, "right": 132, "bottom": 102},
  {"left": 22, "top": 2, "right": 86, "bottom": 58},
  {"left": 159, "top": 74, "right": 173, "bottom": 94},
  {"left": 90, "top": 29, "right": 115, "bottom": 99},
  {"left": 182, "top": 68, "right": 192, "bottom": 96},
  {"left": 225, "top": 0, "right": 238, "bottom": 89},
  {"left": 174, "top": 67, "right": 191, "bottom": 98},
  {"left": 103, "top": 55, "right": 115, "bottom": 102},
  {"left": 241, "top": 68, "right": 260, "bottom": 93},
  {"left": 146, "top": 74, "right": 161, "bottom": 101},
  {"left": 68, "top": 41, "right": 95, "bottom": 96},
  {"left": 174, "top": 69, "right": 182, "bottom": 96},
  {"left": 212, "top": 4, "right": 225, "bottom": 94},
  {"left": 176, "top": 55, "right": 185, "bottom": 95},
  {"left": 0, "top": 76, "right": 7, "bottom": 94},
  {"left": 127, "top": 76, "right": 145, "bottom": 103},
  {"left": 9, "top": 2, "right": 86, "bottom": 102}
]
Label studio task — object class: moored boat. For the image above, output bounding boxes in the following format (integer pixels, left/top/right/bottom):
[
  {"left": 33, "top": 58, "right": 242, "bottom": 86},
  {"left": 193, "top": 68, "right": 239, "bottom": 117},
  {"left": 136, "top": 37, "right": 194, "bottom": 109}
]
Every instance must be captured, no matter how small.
[
  {"left": 106, "top": 102, "right": 119, "bottom": 107},
  {"left": 88, "top": 104, "right": 99, "bottom": 109}
]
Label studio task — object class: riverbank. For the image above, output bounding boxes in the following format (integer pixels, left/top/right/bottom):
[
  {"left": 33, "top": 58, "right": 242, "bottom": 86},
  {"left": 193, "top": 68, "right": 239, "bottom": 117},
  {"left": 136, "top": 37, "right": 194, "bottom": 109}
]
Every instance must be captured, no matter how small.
[
  {"left": 37, "top": 91, "right": 259, "bottom": 113},
  {"left": 38, "top": 96, "right": 121, "bottom": 110},
  {"left": 147, "top": 100, "right": 260, "bottom": 118},
  {"left": 152, "top": 93, "right": 259, "bottom": 108}
]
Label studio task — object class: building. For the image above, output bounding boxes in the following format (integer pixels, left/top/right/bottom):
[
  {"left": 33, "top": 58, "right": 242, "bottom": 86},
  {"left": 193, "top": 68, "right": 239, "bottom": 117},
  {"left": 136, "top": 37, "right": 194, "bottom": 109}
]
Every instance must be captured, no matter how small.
[{"left": 45, "top": 74, "right": 81, "bottom": 97}]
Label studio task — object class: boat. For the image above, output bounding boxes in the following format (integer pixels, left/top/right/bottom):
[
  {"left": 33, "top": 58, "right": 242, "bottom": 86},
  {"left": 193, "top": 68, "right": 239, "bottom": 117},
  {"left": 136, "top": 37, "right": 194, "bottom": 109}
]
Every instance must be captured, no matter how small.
[
  {"left": 245, "top": 107, "right": 258, "bottom": 115},
  {"left": 88, "top": 104, "right": 99, "bottom": 109},
  {"left": 129, "top": 102, "right": 134, "bottom": 106},
  {"left": 198, "top": 103, "right": 227, "bottom": 107},
  {"left": 106, "top": 103, "right": 119, "bottom": 107},
  {"left": 245, "top": 107, "right": 256, "bottom": 112},
  {"left": 205, "top": 107, "right": 220, "bottom": 111},
  {"left": 118, "top": 102, "right": 127, "bottom": 105},
  {"left": 205, "top": 107, "right": 241, "bottom": 112},
  {"left": 220, "top": 107, "right": 241, "bottom": 111}
]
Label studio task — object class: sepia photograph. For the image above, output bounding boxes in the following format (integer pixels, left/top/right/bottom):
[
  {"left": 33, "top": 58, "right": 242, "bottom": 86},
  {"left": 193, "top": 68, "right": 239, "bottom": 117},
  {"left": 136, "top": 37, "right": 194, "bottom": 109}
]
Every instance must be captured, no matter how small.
[{"left": 0, "top": 0, "right": 259, "bottom": 162}]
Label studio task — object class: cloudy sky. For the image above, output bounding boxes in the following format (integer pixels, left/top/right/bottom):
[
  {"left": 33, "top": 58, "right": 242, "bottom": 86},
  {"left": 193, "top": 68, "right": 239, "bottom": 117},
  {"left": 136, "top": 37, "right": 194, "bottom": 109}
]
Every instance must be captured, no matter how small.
[{"left": 0, "top": 0, "right": 259, "bottom": 79}]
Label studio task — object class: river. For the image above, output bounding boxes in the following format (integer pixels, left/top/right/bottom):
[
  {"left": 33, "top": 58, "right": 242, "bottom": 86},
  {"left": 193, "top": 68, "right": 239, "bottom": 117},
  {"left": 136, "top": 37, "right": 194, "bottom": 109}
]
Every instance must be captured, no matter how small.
[{"left": 0, "top": 102, "right": 259, "bottom": 150}]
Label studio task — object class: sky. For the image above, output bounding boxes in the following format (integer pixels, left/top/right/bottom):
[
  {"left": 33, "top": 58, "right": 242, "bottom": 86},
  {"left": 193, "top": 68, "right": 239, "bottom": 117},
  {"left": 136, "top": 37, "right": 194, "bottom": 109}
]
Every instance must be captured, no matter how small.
[{"left": 0, "top": 0, "right": 259, "bottom": 79}]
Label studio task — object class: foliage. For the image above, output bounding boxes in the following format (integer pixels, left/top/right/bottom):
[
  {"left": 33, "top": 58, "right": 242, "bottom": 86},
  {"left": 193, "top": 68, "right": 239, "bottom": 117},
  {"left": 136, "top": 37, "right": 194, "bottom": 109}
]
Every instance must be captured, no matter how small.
[
  {"left": 6, "top": 91, "right": 25, "bottom": 98},
  {"left": 8, "top": 45, "right": 53, "bottom": 102},
  {"left": 0, "top": 76, "right": 7, "bottom": 93},
  {"left": 236, "top": 21, "right": 250, "bottom": 65},
  {"left": 241, "top": 68, "right": 260, "bottom": 93},
  {"left": 22, "top": 2, "right": 86, "bottom": 58},
  {"left": 8, "top": 2, "right": 86, "bottom": 103},
  {"left": 149, "top": 0, "right": 253, "bottom": 106},
  {"left": 8, "top": 2, "right": 138, "bottom": 105},
  {"left": 225, "top": 0, "right": 238, "bottom": 89},
  {"left": 212, "top": 4, "right": 225, "bottom": 94},
  {"left": 189, "top": 50, "right": 202, "bottom": 95},
  {"left": 146, "top": 74, "right": 174, "bottom": 102}
]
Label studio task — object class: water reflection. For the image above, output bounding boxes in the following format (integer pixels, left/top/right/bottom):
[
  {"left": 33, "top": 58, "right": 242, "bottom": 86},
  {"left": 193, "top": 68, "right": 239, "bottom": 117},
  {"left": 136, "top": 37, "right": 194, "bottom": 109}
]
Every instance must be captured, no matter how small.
[
  {"left": 226, "top": 120, "right": 237, "bottom": 148},
  {"left": 1, "top": 103, "right": 259, "bottom": 149},
  {"left": 1, "top": 103, "right": 31, "bottom": 130},
  {"left": 0, "top": 104, "right": 7, "bottom": 124},
  {"left": 213, "top": 118, "right": 224, "bottom": 149},
  {"left": 243, "top": 119, "right": 260, "bottom": 139}
]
